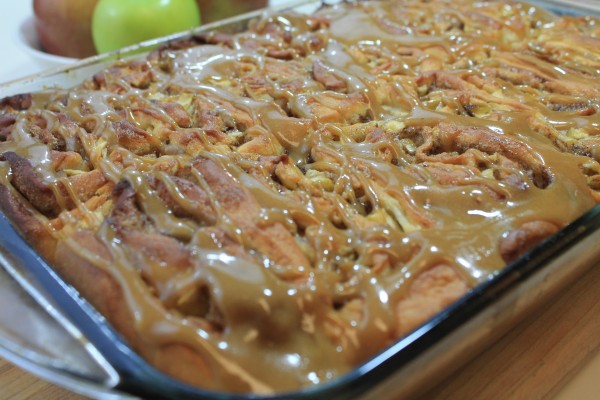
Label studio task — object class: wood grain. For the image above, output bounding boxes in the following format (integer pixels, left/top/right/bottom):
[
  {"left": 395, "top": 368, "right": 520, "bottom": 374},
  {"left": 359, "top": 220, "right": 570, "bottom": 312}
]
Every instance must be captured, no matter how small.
[
  {"left": 2, "top": 263, "right": 600, "bottom": 399},
  {"left": 422, "top": 262, "right": 600, "bottom": 400},
  {"left": 0, "top": 358, "right": 86, "bottom": 399}
]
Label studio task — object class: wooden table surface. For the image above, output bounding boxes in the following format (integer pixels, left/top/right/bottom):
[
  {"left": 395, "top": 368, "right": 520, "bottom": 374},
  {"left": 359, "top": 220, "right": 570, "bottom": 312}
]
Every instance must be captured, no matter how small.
[{"left": 2, "top": 262, "right": 600, "bottom": 399}]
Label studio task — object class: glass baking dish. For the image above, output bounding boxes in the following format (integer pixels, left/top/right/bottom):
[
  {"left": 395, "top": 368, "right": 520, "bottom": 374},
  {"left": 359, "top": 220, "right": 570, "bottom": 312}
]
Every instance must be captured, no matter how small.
[{"left": 0, "top": 0, "right": 599, "bottom": 398}]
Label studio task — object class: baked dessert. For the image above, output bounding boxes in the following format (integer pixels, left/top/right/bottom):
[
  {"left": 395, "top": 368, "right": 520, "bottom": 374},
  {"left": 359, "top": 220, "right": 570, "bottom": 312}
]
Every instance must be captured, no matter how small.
[{"left": 1, "top": 0, "right": 599, "bottom": 394}]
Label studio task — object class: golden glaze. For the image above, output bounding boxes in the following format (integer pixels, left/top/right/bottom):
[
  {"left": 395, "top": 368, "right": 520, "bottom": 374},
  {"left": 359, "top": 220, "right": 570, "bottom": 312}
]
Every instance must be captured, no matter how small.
[{"left": 1, "top": 0, "right": 600, "bottom": 394}]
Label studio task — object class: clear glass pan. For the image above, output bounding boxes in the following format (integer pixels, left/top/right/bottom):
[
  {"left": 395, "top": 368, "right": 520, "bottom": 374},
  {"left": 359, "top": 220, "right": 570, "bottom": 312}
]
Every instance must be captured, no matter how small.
[{"left": 0, "top": 1, "right": 599, "bottom": 398}]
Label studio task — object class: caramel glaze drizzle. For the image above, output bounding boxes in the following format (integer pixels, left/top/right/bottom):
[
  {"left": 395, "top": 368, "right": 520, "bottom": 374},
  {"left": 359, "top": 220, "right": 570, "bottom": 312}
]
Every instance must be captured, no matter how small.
[{"left": 1, "top": 0, "right": 600, "bottom": 394}]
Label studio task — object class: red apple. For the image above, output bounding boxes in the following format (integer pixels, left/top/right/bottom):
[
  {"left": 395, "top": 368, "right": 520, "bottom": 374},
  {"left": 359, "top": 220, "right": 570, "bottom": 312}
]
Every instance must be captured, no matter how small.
[
  {"left": 33, "top": 0, "right": 99, "bottom": 58},
  {"left": 196, "top": 0, "right": 267, "bottom": 23}
]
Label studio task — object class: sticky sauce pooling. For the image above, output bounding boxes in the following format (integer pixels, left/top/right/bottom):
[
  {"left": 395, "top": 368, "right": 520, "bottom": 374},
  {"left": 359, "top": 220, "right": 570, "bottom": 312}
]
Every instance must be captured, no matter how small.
[{"left": 1, "top": 0, "right": 600, "bottom": 394}]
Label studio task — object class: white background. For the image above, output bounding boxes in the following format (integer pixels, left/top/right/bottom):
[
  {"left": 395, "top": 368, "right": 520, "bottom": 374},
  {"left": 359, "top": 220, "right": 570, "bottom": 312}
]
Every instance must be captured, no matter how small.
[{"left": 0, "top": 1, "right": 41, "bottom": 82}]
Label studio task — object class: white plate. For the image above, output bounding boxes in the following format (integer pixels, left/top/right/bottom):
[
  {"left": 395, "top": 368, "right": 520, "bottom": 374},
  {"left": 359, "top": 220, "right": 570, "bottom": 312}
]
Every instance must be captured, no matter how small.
[{"left": 15, "top": 17, "right": 78, "bottom": 70}]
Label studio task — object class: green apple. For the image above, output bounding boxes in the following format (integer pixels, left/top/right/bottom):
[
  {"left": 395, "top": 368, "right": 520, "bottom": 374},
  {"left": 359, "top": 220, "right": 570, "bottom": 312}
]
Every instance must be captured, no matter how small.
[{"left": 92, "top": 0, "right": 201, "bottom": 54}]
